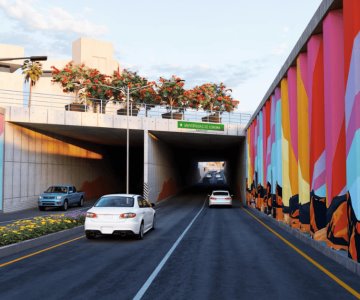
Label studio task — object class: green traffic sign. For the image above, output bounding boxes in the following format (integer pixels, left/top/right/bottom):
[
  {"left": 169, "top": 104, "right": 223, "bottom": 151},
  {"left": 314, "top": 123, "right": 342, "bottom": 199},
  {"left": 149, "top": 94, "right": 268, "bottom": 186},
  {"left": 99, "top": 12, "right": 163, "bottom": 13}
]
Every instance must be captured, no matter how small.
[{"left": 177, "top": 121, "right": 224, "bottom": 131}]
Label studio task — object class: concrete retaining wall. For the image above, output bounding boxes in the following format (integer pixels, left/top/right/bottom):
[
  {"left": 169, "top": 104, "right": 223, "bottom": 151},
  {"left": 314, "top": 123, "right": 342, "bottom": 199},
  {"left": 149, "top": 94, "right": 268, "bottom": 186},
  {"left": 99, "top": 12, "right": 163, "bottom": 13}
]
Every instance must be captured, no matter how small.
[
  {"left": 2, "top": 123, "right": 115, "bottom": 212},
  {"left": 145, "top": 131, "right": 180, "bottom": 202}
]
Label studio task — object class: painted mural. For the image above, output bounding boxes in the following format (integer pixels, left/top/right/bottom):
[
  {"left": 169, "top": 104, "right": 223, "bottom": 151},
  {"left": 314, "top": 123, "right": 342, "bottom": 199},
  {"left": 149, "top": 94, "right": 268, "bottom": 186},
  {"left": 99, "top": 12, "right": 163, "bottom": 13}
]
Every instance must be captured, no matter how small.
[
  {"left": 246, "top": 2, "right": 360, "bottom": 262},
  {"left": 0, "top": 112, "right": 3, "bottom": 211}
]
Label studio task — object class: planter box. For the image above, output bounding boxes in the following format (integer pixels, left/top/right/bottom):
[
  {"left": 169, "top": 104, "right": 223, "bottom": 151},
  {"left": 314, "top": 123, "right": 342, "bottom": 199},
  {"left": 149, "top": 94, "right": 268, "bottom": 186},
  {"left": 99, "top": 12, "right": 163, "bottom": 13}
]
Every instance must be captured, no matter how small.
[
  {"left": 202, "top": 114, "right": 222, "bottom": 123},
  {"left": 65, "top": 104, "right": 89, "bottom": 112},
  {"left": 117, "top": 108, "right": 139, "bottom": 116},
  {"left": 161, "top": 112, "right": 183, "bottom": 120}
]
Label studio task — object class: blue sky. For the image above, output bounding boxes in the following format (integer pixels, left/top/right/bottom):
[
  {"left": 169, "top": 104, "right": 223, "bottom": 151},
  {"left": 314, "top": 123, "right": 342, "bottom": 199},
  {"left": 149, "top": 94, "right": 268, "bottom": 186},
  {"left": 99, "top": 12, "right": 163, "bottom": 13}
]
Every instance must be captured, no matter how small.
[{"left": 0, "top": 0, "right": 322, "bottom": 112}]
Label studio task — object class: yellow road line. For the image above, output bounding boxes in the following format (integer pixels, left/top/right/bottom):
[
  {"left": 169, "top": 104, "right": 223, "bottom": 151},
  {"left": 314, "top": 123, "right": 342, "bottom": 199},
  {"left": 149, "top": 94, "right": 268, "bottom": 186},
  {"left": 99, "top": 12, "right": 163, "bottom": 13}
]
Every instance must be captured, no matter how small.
[
  {"left": 242, "top": 208, "right": 360, "bottom": 299},
  {"left": 0, "top": 236, "right": 84, "bottom": 268}
]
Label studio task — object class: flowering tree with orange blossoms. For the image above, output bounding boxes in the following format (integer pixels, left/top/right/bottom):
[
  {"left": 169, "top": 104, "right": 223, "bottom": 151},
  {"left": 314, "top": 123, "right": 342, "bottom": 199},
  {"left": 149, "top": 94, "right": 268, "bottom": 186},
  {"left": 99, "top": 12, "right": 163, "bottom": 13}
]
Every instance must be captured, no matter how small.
[
  {"left": 194, "top": 82, "right": 238, "bottom": 112},
  {"left": 110, "top": 69, "right": 158, "bottom": 108},
  {"left": 156, "top": 76, "right": 186, "bottom": 109},
  {"left": 51, "top": 62, "right": 114, "bottom": 112}
]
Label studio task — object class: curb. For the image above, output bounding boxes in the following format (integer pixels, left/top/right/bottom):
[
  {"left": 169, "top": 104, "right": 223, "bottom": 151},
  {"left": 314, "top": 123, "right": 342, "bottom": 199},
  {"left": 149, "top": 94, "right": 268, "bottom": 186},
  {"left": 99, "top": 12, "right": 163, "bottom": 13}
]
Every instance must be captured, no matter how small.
[
  {"left": 247, "top": 206, "right": 360, "bottom": 277},
  {"left": 0, "top": 225, "right": 84, "bottom": 260}
]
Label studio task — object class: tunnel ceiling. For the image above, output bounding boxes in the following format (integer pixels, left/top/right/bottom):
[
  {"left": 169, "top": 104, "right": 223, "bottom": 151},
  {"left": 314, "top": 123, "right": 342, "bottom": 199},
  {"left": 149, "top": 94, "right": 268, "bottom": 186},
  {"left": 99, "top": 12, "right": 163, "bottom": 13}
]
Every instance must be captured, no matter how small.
[
  {"left": 15, "top": 122, "right": 144, "bottom": 147},
  {"left": 152, "top": 131, "right": 244, "bottom": 151}
]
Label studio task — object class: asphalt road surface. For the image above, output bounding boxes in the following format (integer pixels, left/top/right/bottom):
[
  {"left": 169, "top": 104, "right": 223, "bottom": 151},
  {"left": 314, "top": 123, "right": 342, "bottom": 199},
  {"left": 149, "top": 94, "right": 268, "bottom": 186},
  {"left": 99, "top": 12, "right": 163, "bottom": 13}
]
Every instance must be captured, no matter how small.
[{"left": 0, "top": 186, "right": 359, "bottom": 300}]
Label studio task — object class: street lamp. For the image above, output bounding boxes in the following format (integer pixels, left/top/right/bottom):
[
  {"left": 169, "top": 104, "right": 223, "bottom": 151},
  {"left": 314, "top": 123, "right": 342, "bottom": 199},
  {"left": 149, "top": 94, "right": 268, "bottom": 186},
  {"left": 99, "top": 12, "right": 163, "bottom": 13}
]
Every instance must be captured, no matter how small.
[
  {"left": 75, "top": 79, "right": 184, "bottom": 195},
  {"left": 74, "top": 82, "right": 155, "bottom": 194},
  {"left": 0, "top": 56, "right": 47, "bottom": 62}
]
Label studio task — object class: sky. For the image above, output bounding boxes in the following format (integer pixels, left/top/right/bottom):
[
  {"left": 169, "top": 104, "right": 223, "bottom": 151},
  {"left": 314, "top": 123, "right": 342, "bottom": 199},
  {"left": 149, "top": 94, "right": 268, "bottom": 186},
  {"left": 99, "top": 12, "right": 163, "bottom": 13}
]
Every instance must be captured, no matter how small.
[{"left": 0, "top": 0, "right": 322, "bottom": 113}]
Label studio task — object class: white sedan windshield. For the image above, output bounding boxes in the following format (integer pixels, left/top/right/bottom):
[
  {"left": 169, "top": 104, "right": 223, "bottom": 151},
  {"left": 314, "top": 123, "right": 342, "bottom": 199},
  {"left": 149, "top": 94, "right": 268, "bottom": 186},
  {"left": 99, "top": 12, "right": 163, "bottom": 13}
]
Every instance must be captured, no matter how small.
[{"left": 95, "top": 196, "right": 134, "bottom": 207}]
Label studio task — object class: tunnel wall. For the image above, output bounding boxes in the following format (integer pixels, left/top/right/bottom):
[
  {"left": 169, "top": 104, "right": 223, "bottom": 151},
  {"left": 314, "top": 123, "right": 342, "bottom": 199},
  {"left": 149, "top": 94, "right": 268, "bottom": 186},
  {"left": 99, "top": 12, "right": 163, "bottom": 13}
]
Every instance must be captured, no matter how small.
[
  {"left": 2, "top": 123, "right": 119, "bottom": 212},
  {"left": 236, "top": 140, "right": 246, "bottom": 204},
  {"left": 144, "top": 131, "right": 180, "bottom": 202},
  {"left": 246, "top": 1, "right": 360, "bottom": 262}
]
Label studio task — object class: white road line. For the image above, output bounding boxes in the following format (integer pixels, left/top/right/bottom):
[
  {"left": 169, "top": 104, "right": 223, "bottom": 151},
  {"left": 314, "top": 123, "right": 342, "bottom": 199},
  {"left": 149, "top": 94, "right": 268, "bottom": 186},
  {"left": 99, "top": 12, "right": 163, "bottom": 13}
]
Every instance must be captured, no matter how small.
[{"left": 133, "top": 198, "right": 206, "bottom": 300}]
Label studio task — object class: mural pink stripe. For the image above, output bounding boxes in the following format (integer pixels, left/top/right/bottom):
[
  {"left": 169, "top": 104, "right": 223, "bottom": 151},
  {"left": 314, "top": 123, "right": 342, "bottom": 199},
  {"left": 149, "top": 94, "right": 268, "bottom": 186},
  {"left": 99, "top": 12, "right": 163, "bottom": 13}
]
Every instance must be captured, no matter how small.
[
  {"left": 313, "top": 170, "right": 326, "bottom": 193},
  {"left": 323, "top": 10, "right": 346, "bottom": 201}
]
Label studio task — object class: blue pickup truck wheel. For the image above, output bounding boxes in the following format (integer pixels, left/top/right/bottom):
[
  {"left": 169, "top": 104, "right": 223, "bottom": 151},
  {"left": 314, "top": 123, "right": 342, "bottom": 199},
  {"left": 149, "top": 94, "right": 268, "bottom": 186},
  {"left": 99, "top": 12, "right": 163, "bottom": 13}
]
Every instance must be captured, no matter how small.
[
  {"left": 62, "top": 200, "right": 68, "bottom": 211},
  {"left": 78, "top": 197, "right": 84, "bottom": 207}
]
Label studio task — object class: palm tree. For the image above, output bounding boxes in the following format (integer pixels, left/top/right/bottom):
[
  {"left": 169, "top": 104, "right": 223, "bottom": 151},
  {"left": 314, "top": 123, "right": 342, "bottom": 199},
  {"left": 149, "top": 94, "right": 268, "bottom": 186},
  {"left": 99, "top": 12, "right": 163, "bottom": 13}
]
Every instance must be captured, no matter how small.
[{"left": 22, "top": 60, "right": 43, "bottom": 107}]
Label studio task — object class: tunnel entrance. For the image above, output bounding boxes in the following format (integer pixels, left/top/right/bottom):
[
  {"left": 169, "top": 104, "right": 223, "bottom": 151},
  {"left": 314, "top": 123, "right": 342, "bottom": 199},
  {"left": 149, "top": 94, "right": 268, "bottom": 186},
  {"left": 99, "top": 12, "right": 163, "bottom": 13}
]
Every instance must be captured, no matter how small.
[
  {"left": 13, "top": 123, "right": 145, "bottom": 204},
  {"left": 145, "top": 131, "right": 246, "bottom": 203}
]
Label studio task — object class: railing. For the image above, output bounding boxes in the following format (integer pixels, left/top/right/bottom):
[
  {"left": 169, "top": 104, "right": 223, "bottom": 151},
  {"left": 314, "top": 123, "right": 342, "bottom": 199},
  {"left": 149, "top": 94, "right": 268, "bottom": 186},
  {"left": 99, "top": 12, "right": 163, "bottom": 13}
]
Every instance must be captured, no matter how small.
[{"left": 0, "top": 89, "right": 251, "bottom": 125}]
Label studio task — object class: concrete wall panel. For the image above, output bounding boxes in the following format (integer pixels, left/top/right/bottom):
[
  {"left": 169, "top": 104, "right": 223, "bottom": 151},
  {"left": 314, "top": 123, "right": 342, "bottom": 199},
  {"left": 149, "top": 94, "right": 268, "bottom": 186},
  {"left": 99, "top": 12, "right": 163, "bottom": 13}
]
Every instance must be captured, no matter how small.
[
  {"left": 10, "top": 107, "right": 29, "bottom": 122},
  {"left": 113, "top": 115, "right": 127, "bottom": 128},
  {"left": 29, "top": 108, "right": 48, "bottom": 123},
  {"left": 4, "top": 162, "right": 13, "bottom": 199},
  {"left": 81, "top": 113, "right": 98, "bottom": 127},
  {"left": 155, "top": 119, "right": 169, "bottom": 131},
  {"left": 98, "top": 114, "right": 113, "bottom": 128},
  {"left": 4, "top": 123, "right": 13, "bottom": 162},
  {"left": 48, "top": 109, "right": 65, "bottom": 125},
  {"left": 65, "top": 111, "right": 82, "bottom": 126}
]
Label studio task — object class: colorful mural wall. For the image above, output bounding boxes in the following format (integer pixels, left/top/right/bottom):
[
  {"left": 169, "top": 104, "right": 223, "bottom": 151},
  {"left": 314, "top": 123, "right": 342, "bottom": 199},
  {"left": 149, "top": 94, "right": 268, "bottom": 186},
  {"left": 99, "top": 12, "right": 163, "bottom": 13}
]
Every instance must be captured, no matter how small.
[
  {"left": 246, "top": 1, "right": 360, "bottom": 262},
  {"left": 0, "top": 111, "right": 4, "bottom": 211}
]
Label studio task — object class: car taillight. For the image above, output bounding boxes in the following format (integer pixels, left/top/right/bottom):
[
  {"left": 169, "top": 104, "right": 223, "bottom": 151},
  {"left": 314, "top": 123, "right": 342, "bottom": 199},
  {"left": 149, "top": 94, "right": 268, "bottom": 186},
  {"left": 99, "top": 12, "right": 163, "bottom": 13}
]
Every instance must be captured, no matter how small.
[
  {"left": 86, "top": 212, "right": 97, "bottom": 218},
  {"left": 120, "top": 213, "right": 137, "bottom": 218},
  {"left": 210, "top": 197, "right": 215, "bottom": 200},
  {"left": 225, "top": 197, "right": 232, "bottom": 200}
]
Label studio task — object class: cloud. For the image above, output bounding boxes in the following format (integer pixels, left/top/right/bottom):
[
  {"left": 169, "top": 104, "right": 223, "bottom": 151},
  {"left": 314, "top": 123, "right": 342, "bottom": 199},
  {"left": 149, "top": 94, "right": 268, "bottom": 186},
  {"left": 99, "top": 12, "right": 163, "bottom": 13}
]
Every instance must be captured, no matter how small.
[
  {"left": 0, "top": 0, "right": 107, "bottom": 36},
  {"left": 124, "top": 58, "right": 271, "bottom": 90}
]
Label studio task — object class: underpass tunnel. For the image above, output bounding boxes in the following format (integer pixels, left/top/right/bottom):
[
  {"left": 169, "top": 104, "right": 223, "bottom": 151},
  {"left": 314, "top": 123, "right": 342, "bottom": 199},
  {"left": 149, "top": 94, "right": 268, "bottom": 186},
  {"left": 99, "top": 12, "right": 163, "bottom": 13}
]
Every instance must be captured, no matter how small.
[
  {"left": 3, "top": 122, "right": 145, "bottom": 212},
  {"left": 145, "top": 131, "right": 245, "bottom": 203},
  {"left": 3, "top": 121, "right": 244, "bottom": 212}
]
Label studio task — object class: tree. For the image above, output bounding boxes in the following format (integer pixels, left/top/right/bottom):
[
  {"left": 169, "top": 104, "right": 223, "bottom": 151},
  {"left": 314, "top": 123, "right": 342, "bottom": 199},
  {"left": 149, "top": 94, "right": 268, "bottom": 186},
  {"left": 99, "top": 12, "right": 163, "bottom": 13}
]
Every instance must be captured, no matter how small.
[
  {"left": 22, "top": 60, "right": 43, "bottom": 107},
  {"left": 51, "top": 62, "right": 114, "bottom": 112},
  {"left": 195, "top": 82, "right": 237, "bottom": 113},
  {"left": 156, "top": 75, "right": 186, "bottom": 112},
  {"left": 110, "top": 69, "right": 158, "bottom": 108},
  {"left": 51, "top": 62, "right": 90, "bottom": 104}
]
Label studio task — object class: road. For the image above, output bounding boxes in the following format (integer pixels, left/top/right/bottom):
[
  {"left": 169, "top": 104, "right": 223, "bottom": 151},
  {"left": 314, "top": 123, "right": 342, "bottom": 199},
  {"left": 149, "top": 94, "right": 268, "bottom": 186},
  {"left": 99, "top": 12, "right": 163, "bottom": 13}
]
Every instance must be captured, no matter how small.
[{"left": 0, "top": 186, "right": 359, "bottom": 299}]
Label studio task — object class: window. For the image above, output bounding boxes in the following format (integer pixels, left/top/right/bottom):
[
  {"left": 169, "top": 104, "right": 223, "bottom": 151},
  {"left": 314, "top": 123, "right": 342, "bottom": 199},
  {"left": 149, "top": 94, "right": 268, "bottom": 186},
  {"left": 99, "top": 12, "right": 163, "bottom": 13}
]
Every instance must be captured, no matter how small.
[
  {"left": 213, "top": 191, "right": 229, "bottom": 196},
  {"left": 72, "top": 186, "right": 77, "bottom": 192},
  {"left": 45, "top": 186, "right": 67, "bottom": 193},
  {"left": 95, "top": 196, "right": 134, "bottom": 207}
]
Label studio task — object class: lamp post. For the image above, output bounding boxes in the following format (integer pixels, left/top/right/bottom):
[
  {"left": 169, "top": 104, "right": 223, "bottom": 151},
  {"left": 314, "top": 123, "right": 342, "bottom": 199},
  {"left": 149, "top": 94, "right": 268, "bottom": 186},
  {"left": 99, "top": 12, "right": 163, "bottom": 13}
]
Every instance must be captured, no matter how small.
[
  {"left": 74, "top": 82, "right": 155, "bottom": 194},
  {"left": 75, "top": 79, "right": 184, "bottom": 194},
  {"left": 0, "top": 56, "right": 47, "bottom": 62}
]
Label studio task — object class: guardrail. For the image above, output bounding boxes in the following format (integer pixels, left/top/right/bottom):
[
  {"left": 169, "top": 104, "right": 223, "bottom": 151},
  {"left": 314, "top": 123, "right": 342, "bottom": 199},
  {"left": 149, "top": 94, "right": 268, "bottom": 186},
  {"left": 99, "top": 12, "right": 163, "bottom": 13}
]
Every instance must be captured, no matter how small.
[{"left": 0, "top": 89, "right": 251, "bottom": 125}]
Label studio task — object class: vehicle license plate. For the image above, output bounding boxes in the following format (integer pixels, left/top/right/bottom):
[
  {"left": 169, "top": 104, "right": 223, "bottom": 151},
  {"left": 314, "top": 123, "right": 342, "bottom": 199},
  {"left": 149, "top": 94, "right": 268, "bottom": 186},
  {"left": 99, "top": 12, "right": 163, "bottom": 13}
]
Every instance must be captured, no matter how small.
[{"left": 101, "top": 227, "right": 113, "bottom": 234}]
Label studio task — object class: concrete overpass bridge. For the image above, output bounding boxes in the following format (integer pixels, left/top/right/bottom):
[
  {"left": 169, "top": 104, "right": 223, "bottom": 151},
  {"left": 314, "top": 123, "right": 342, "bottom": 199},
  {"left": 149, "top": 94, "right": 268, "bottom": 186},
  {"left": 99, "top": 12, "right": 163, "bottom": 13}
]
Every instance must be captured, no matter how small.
[{"left": 0, "top": 106, "right": 247, "bottom": 212}]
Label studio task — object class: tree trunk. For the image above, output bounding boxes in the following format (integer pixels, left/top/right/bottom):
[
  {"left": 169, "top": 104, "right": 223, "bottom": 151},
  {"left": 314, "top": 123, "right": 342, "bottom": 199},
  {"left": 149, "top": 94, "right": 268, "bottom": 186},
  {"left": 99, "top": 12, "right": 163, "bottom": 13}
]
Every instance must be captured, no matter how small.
[{"left": 28, "top": 81, "right": 32, "bottom": 108}]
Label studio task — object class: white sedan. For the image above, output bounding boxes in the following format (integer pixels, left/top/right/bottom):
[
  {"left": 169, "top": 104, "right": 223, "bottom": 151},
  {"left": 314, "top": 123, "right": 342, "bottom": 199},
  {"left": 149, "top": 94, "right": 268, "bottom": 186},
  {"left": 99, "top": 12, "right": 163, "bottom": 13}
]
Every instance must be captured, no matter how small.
[
  {"left": 85, "top": 194, "right": 156, "bottom": 240},
  {"left": 208, "top": 190, "right": 233, "bottom": 207}
]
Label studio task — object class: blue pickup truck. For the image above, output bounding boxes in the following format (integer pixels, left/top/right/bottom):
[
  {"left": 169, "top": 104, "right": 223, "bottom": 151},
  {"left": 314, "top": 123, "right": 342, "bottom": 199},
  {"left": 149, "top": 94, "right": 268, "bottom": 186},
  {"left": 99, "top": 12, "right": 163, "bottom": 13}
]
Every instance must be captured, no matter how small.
[{"left": 38, "top": 185, "right": 85, "bottom": 211}]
